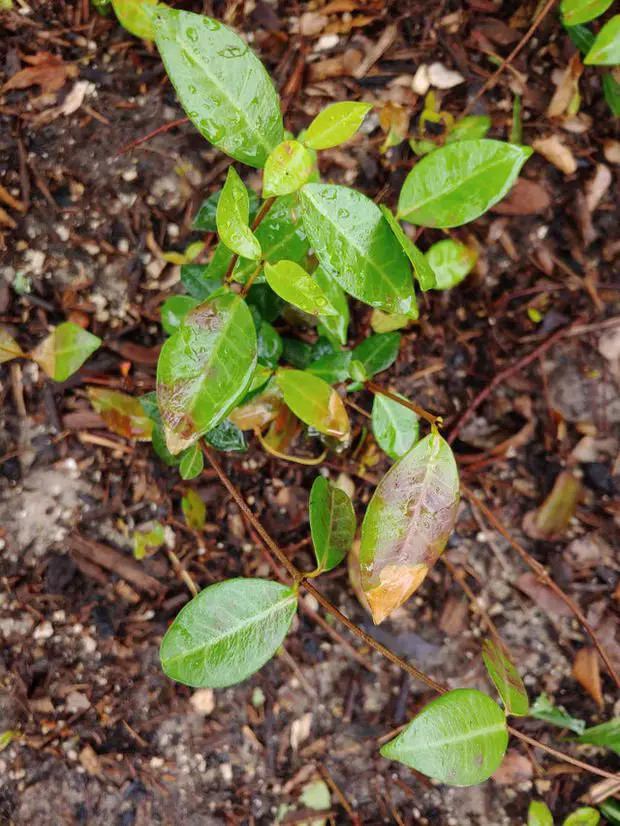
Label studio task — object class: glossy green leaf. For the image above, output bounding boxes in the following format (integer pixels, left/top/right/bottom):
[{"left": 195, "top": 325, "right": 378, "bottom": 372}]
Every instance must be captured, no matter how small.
[
  {"left": 193, "top": 188, "right": 260, "bottom": 232},
  {"left": 88, "top": 387, "right": 153, "bottom": 441},
  {"left": 257, "top": 320, "right": 282, "bottom": 369},
  {"left": 426, "top": 239, "right": 478, "bottom": 290},
  {"left": 359, "top": 430, "right": 459, "bottom": 624},
  {"left": 246, "top": 283, "right": 285, "bottom": 323},
  {"left": 314, "top": 266, "right": 349, "bottom": 346},
  {"left": 446, "top": 115, "right": 492, "bottom": 143},
  {"left": 311, "top": 336, "right": 336, "bottom": 361},
  {"left": 182, "top": 488, "right": 206, "bottom": 530},
  {"left": 153, "top": 7, "right": 283, "bottom": 167},
  {"left": 370, "top": 309, "right": 410, "bottom": 334},
  {"left": 112, "top": 0, "right": 158, "bottom": 40},
  {"left": 529, "top": 801, "right": 554, "bottom": 826},
  {"left": 577, "top": 718, "right": 620, "bottom": 755},
  {"left": 563, "top": 809, "right": 600, "bottom": 826},
  {"left": 157, "top": 292, "right": 257, "bottom": 453},
  {"left": 263, "top": 140, "right": 313, "bottom": 197},
  {"left": 161, "top": 295, "right": 200, "bottom": 334},
  {"left": 229, "top": 380, "right": 283, "bottom": 431},
  {"left": 179, "top": 444, "right": 203, "bottom": 480},
  {"left": 0, "top": 730, "right": 17, "bottom": 752},
  {"left": 0, "top": 329, "right": 24, "bottom": 363},
  {"left": 352, "top": 332, "right": 401, "bottom": 378},
  {"left": 349, "top": 359, "right": 368, "bottom": 384},
  {"left": 133, "top": 521, "right": 166, "bottom": 560},
  {"left": 380, "top": 205, "right": 434, "bottom": 292},
  {"left": 282, "top": 338, "right": 313, "bottom": 369},
  {"left": 32, "top": 322, "right": 101, "bottom": 382},
  {"left": 566, "top": 22, "right": 596, "bottom": 52},
  {"left": 304, "top": 101, "right": 372, "bottom": 150},
  {"left": 398, "top": 139, "right": 533, "bottom": 228},
  {"left": 160, "top": 578, "right": 297, "bottom": 688},
  {"left": 530, "top": 694, "right": 586, "bottom": 735},
  {"left": 180, "top": 264, "right": 224, "bottom": 300},
  {"left": 603, "top": 71, "right": 620, "bottom": 116},
  {"left": 300, "top": 183, "right": 417, "bottom": 316},
  {"left": 309, "top": 476, "right": 356, "bottom": 573},
  {"left": 232, "top": 194, "right": 310, "bottom": 285},
  {"left": 205, "top": 418, "right": 247, "bottom": 451},
  {"left": 276, "top": 368, "right": 350, "bottom": 440},
  {"left": 371, "top": 393, "right": 419, "bottom": 460},
  {"left": 584, "top": 15, "right": 620, "bottom": 63},
  {"left": 264, "top": 260, "right": 338, "bottom": 318},
  {"left": 306, "top": 351, "right": 353, "bottom": 384},
  {"left": 216, "top": 167, "right": 262, "bottom": 260},
  {"left": 561, "top": 0, "right": 614, "bottom": 26},
  {"left": 482, "top": 637, "right": 529, "bottom": 716},
  {"left": 380, "top": 688, "right": 508, "bottom": 786},
  {"left": 600, "top": 799, "right": 620, "bottom": 825}
]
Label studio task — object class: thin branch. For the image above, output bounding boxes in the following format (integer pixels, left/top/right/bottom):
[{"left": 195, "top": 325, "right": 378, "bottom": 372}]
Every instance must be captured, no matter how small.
[
  {"left": 200, "top": 443, "right": 618, "bottom": 782},
  {"left": 461, "top": 483, "right": 620, "bottom": 689},
  {"left": 365, "top": 381, "right": 441, "bottom": 427},
  {"left": 113, "top": 117, "right": 189, "bottom": 156}
]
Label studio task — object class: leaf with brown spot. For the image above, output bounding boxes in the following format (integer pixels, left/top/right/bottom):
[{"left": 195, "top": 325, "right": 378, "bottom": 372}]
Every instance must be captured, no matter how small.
[
  {"left": 0, "top": 329, "right": 24, "bottom": 363},
  {"left": 87, "top": 387, "right": 153, "bottom": 441},
  {"left": 482, "top": 637, "right": 529, "bottom": 716},
  {"left": 359, "top": 430, "right": 459, "bottom": 624}
]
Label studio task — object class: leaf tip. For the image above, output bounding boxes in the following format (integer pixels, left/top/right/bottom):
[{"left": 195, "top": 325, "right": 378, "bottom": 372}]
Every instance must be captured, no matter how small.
[{"left": 365, "top": 563, "right": 429, "bottom": 624}]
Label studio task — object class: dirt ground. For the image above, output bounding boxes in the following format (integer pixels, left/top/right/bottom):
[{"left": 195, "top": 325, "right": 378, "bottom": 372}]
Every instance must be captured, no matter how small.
[{"left": 1, "top": 0, "right": 619, "bottom": 824}]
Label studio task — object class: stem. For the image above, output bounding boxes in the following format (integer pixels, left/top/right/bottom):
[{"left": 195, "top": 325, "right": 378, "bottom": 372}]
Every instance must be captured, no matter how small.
[
  {"left": 240, "top": 263, "right": 263, "bottom": 296},
  {"left": 254, "top": 428, "right": 327, "bottom": 466},
  {"left": 365, "top": 381, "right": 441, "bottom": 427},
  {"left": 200, "top": 442, "right": 618, "bottom": 782},
  {"left": 223, "top": 196, "right": 276, "bottom": 283},
  {"left": 113, "top": 117, "right": 189, "bottom": 156}
]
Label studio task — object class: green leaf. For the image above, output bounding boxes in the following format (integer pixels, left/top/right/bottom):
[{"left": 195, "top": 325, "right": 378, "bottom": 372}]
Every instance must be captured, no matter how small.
[
  {"left": 232, "top": 194, "right": 310, "bottom": 285},
  {"left": 133, "top": 521, "right": 166, "bottom": 560},
  {"left": 216, "top": 167, "right": 262, "bottom": 260},
  {"left": 0, "top": 329, "right": 25, "bottom": 363},
  {"left": 246, "top": 283, "right": 285, "bottom": 323},
  {"left": 380, "top": 688, "right": 508, "bottom": 786},
  {"left": 179, "top": 444, "right": 204, "bottom": 480},
  {"left": 157, "top": 292, "right": 257, "bottom": 453},
  {"left": 359, "top": 430, "right": 459, "bottom": 624},
  {"left": 300, "top": 183, "right": 417, "bottom": 316},
  {"left": 577, "top": 718, "right": 620, "bottom": 755},
  {"left": 349, "top": 359, "right": 368, "bottom": 384},
  {"left": 602, "top": 71, "right": 620, "bottom": 116},
  {"left": 161, "top": 295, "right": 200, "bottom": 334},
  {"left": 314, "top": 266, "right": 349, "bottom": 346},
  {"left": 88, "top": 387, "right": 153, "bottom": 441},
  {"left": 0, "top": 730, "right": 17, "bottom": 752},
  {"left": 481, "top": 638, "right": 529, "bottom": 716},
  {"left": 563, "top": 809, "right": 600, "bottom": 826},
  {"left": 282, "top": 338, "right": 313, "bottom": 369},
  {"left": 585, "top": 15, "right": 620, "bottom": 63},
  {"left": 205, "top": 418, "right": 247, "bottom": 451},
  {"left": 257, "top": 320, "right": 283, "bottom": 369},
  {"left": 306, "top": 351, "right": 352, "bottom": 384},
  {"left": 370, "top": 309, "right": 410, "bottom": 334},
  {"left": 180, "top": 264, "right": 224, "bottom": 300},
  {"left": 193, "top": 188, "right": 260, "bottom": 232},
  {"left": 600, "top": 800, "right": 620, "bottom": 825},
  {"left": 398, "top": 139, "right": 533, "bottom": 228},
  {"left": 528, "top": 801, "right": 554, "bottom": 826},
  {"left": 352, "top": 332, "right": 401, "bottom": 378},
  {"left": 264, "top": 260, "right": 338, "bottom": 318},
  {"left": 160, "top": 578, "right": 298, "bottom": 688},
  {"left": 32, "top": 321, "right": 101, "bottom": 382},
  {"left": 182, "top": 488, "right": 206, "bottom": 530},
  {"left": 276, "top": 368, "right": 350, "bottom": 440},
  {"left": 309, "top": 476, "right": 356, "bottom": 573},
  {"left": 566, "top": 22, "right": 596, "bottom": 52},
  {"left": 153, "top": 7, "right": 283, "bottom": 168},
  {"left": 530, "top": 694, "right": 586, "bottom": 735},
  {"left": 304, "top": 101, "right": 372, "bottom": 150},
  {"left": 380, "top": 205, "right": 435, "bottom": 292},
  {"left": 263, "top": 140, "right": 313, "bottom": 198},
  {"left": 561, "top": 0, "right": 614, "bottom": 26},
  {"left": 112, "top": 0, "right": 158, "bottom": 40},
  {"left": 371, "top": 393, "right": 419, "bottom": 460},
  {"left": 426, "top": 239, "right": 478, "bottom": 290},
  {"left": 446, "top": 115, "right": 492, "bottom": 143}
]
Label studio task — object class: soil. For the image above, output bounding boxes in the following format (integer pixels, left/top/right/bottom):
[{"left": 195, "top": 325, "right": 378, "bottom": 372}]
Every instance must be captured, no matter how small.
[{"left": 1, "top": 1, "right": 619, "bottom": 825}]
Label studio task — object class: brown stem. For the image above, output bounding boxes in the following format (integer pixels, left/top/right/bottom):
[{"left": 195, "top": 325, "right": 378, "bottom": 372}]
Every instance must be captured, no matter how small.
[
  {"left": 223, "top": 196, "right": 276, "bottom": 284},
  {"left": 200, "top": 442, "right": 618, "bottom": 782},
  {"left": 461, "top": 484, "right": 620, "bottom": 689},
  {"left": 113, "top": 117, "right": 189, "bottom": 157},
  {"left": 365, "top": 381, "right": 440, "bottom": 427}
]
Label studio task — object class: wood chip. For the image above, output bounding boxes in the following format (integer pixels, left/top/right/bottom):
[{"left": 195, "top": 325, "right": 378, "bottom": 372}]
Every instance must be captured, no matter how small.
[
  {"left": 533, "top": 136, "right": 577, "bottom": 175},
  {"left": 547, "top": 54, "right": 583, "bottom": 119},
  {"left": 572, "top": 646, "right": 603, "bottom": 707},
  {"left": 70, "top": 533, "right": 163, "bottom": 595},
  {"left": 585, "top": 164, "right": 612, "bottom": 212},
  {"left": 353, "top": 24, "right": 397, "bottom": 79}
]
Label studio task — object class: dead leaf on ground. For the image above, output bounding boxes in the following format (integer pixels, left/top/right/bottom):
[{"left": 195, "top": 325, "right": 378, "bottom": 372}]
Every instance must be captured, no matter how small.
[
  {"left": 585, "top": 164, "right": 612, "bottom": 212},
  {"left": 572, "top": 646, "right": 603, "bottom": 707},
  {"left": 492, "top": 750, "right": 533, "bottom": 785},
  {"left": 491, "top": 178, "right": 551, "bottom": 215},
  {"left": 565, "top": 533, "right": 615, "bottom": 570},
  {"left": 439, "top": 596, "right": 468, "bottom": 636},
  {"left": 79, "top": 745, "right": 102, "bottom": 777},
  {"left": 1, "top": 52, "right": 78, "bottom": 96},
  {"left": 533, "top": 136, "right": 577, "bottom": 175},
  {"left": 603, "top": 139, "right": 620, "bottom": 164},
  {"left": 516, "top": 572, "right": 573, "bottom": 618},
  {"left": 522, "top": 471, "right": 582, "bottom": 540},
  {"left": 547, "top": 54, "right": 583, "bottom": 119}
]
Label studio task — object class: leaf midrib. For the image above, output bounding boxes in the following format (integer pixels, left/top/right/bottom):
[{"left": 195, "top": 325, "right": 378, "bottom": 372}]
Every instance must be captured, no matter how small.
[
  {"left": 164, "top": 592, "right": 295, "bottom": 667},
  {"left": 396, "top": 720, "right": 506, "bottom": 753}
]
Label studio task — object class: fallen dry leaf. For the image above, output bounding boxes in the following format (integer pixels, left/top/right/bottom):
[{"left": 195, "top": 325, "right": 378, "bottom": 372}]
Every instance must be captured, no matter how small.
[
  {"left": 491, "top": 177, "right": 551, "bottom": 215},
  {"left": 1, "top": 52, "right": 78, "bottom": 96},
  {"left": 427, "top": 62, "right": 465, "bottom": 89},
  {"left": 516, "top": 572, "right": 573, "bottom": 618},
  {"left": 492, "top": 750, "right": 533, "bottom": 785},
  {"left": 533, "top": 135, "right": 577, "bottom": 175},
  {"left": 599, "top": 327, "right": 620, "bottom": 363},
  {"left": 79, "top": 744, "right": 102, "bottom": 777},
  {"left": 572, "top": 646, "right": 603, "bottom": 707},
  {"left": 412, "top": 65, "right": 430, "bottom": 95},
  {"left": 547, "top": 54, "right": 583, "bottom": 119},
  {"left": 297, "top": 11, "right": 328, "bottom": 36},
  {"left": 522, "top": 471, "right": 582, "bottom": 540},
  {"left": 603, "top": 139, "right": 620, "bottom": 164},
  {"left": 585, "top": 164, "right": 612, "bottom": 212}
]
